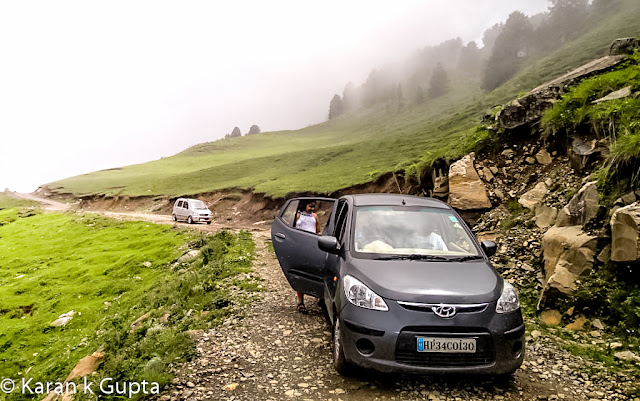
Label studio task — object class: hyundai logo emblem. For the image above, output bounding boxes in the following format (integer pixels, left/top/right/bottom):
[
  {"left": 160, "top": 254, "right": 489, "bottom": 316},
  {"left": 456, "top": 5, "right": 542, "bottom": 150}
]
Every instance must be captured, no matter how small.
[{"left": 432, "top": 305, "right": 457, "bottom": 318}]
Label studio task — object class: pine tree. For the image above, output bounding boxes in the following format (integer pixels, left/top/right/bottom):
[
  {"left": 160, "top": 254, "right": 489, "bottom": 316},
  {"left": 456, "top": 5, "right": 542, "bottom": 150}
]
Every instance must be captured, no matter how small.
[
  {"left": 328, "top": 94, "right": 344, "bottom": 119},
  {"left": 229, "top": 127, "right": 241, "bottom": 138},
  {"left": 428, "top": 63, "right": 449, "bottom": 98},
  {"left": 248, "top": 125, "right": 261, "bottom": 135},
  {"left": 482, "top": 11, "right": 533, "bottom": 90}
]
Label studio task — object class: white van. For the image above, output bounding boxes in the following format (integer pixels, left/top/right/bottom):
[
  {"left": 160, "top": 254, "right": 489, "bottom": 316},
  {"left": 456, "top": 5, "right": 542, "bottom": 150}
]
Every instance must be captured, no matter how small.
[{"left": 172, "top": 198, "right": 213, "bottom": 224}]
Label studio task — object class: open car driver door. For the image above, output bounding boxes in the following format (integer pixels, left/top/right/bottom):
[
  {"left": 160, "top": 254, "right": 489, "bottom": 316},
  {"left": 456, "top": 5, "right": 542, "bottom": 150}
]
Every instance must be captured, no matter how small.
[{"left": 271, "top": 197, "right": 338, "bottom": 298}]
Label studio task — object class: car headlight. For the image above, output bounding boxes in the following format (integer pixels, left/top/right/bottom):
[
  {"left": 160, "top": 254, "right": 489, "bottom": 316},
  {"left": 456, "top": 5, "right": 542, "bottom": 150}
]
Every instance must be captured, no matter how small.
[
  {"left": 343, "top": 275, "right": 388, "bottom": 311},
  {"left": 496, "top": 280, "right": 520, "bottom": 314}
]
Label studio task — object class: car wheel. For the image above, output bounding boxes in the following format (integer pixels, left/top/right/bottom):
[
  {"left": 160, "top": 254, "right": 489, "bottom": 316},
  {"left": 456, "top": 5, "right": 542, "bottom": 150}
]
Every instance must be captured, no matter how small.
[
  {"left": 206, "top": 221, "right": 212, "bottom": 225},
  {"left": 172, "top": 213, "right": 177, "bottom": 222},
  {"left": 332, "top": 319, "right": 350, "bottom": 374},
  {"left": 187, "top": 216, "right": 193, "bottom": 224}
]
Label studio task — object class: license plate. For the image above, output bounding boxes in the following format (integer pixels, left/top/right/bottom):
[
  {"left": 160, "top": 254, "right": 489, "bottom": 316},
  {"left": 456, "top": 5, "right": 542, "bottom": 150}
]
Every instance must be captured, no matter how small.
[{"left": 417, "top": 337, "right": 476, "bottom": 353}]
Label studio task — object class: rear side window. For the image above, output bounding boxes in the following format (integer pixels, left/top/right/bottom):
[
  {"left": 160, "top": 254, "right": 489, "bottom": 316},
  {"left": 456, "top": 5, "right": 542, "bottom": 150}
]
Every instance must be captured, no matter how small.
[{"left": 176, "top": 200, "right": 183, "bottom": 208}]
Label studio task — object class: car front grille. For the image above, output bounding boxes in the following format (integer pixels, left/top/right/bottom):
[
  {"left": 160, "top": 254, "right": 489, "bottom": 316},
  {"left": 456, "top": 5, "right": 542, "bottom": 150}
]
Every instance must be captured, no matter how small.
[
  {"left": 397, "top": 301, "right": 488, "bottom": 315},
  {"left": 394, "top": 327, "right": 495, "bottom": 367}
]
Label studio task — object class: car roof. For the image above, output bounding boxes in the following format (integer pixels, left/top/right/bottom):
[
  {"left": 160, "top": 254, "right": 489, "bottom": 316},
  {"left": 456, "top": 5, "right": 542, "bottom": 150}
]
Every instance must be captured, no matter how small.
[
  {"left": 177, "top": 198, "right": 202, "bottom": 202},
  {"left": 347, "top": 194, "right": 450, "bottom": 209}
]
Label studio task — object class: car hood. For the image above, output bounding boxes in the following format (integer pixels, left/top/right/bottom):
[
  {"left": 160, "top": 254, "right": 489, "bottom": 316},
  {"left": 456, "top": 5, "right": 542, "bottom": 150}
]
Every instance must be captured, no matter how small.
[{"left": 346, "top": 257, "right": 502, "bottom": 304}]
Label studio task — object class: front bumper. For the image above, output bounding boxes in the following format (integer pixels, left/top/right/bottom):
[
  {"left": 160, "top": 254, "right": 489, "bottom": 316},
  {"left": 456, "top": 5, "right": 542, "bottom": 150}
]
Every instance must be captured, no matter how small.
[{"left": 339, "top": 300, "right": 525, "bottom": 374}]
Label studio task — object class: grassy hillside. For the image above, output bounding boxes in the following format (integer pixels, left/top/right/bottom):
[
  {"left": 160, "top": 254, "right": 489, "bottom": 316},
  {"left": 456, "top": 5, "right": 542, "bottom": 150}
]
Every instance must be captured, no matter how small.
[
  {"left": 0, "top": 192, "right": 39, "bottom": 209},
  {"left": 0, "top": 210, "right": 191, "bottom": 384},
  {"left": 47, "top": 1, "right": 640, "bottom": 199},
  {"left": 0, "top": 210, "right": 257, "bottom": 398}
]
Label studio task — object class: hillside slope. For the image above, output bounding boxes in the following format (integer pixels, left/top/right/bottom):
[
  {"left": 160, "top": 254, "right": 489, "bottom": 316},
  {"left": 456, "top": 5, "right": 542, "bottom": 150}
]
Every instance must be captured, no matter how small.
[{"left": 45, "top": 1, "right": 640, "bottom": 199}]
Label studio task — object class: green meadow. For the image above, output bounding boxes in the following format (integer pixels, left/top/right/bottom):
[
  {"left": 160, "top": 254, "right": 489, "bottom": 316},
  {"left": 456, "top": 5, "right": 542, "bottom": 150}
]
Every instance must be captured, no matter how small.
[
  {"left": 0, "top": 209, "right": 256, "bottom": 400},
  {"left": 46, "top": 1, "right": 640, "bottom": 199},
  {"left": 0, "top": 193, "right": 39, "bottom": 210}
]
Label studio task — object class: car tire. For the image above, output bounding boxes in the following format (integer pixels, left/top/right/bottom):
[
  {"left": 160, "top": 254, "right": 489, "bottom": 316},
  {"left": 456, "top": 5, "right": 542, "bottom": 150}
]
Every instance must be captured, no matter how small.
[
  {"left": 172, "top": 213, "right": 177, "bottom": 222},
  {"left": 332, "top": 318, "right": 350, "bottom": 375},
  {"left": 206, "top": 221, "right": 212, "bottom": 225},
  {"left": 187, "top": 216, "right": 193, "bottom": 224},
  {"left": 494, "top": 371, "right": 516, "bottom": 384}
]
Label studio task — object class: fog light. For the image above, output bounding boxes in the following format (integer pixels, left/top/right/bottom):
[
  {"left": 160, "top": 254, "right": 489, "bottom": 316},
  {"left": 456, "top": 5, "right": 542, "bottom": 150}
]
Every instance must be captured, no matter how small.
[
  {"left": 512, "top": 340, "right": 523, "bottom": 358},
  {"left": 355, "top": 338, "right": 375, "bottom": 356}
]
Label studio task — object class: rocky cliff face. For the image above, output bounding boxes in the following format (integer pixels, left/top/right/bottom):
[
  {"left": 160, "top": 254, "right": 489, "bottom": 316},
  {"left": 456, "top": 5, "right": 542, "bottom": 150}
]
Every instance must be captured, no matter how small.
[{"left": 428, "top": 38, "right": 640, "bottom": 336}]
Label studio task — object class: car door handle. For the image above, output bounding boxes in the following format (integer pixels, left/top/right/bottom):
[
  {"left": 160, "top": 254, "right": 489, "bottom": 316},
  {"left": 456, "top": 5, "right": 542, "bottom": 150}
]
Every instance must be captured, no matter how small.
[{"left": 275, "top": 233, "right": 286, "bottom": 241}]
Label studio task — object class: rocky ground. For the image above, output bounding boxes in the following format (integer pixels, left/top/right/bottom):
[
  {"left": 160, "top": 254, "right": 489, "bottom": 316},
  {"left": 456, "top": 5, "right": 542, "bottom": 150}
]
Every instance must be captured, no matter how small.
[{"left": 153, "top": 230, "right": 638, "bottom": 401}]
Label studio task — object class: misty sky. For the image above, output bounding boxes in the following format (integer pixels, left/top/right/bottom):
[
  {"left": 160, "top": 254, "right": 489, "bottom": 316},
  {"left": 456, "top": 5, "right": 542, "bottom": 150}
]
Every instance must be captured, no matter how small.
[{"left": 0, "top": 0, "right": 550, "bottom": 193}]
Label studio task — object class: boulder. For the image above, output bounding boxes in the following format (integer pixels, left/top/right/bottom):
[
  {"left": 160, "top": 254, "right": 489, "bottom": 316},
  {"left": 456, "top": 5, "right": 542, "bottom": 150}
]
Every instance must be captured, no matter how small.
[
  {"left": 177, "top": 250, "right": 200, "bottom": 263},
  {"left": 569, "top": 137, "right": 605, "bottom": 171},
  {"left": 535, "top": 205, "right": 558, "bottom": 228},
  {"left": 597, "top": 245, "right": 611, "bottom": 263},
  {"left": 66, "top": 351, "right": 105, "bottom": 381},
  {"left": 130, "top": 312, "right": 151, "bottom": 332},
  {"left": 565, "top": 315, "right": 588, "bottom": 331},
  {"left": 447, "top": 153, "right": 492, "bottom": 210},
  {"left": 541, "top": 226, "right": 597, "bottom": 284},
  {"left": 481, "top": 167, "right": 494, "bottom": 183},
  {"left": 476, "top": 231, "right": 499, "bottom": 243},
  {"left": 538, "top": 226, "right": 597, "bottom": 309},
  {"left": 501, "top": 148, "right": 515, "bottom": 158},
  {"left": 535, "top": 149, "right": 553, "bottom": 165},
  {"left": 495, "top": 54, "right": 626, "bottom": 130},
  {"left": 615, "top": 191, "right": 637, "bottom": 206},
  {"left": 592, "top": 318, "right": 605, "bottom": 330},
  {"left": 540, "top": 309, "right": 562, "bottom": 326},
  {"left": 610, "top": 202, "right": 640, "bottom": 262},
  {"left": 609, "top": 37, "right": 640, "bottom": 56},
  {"left": 593, "top": 86, "right": 632, "bottom": 104},
  {"left": 556, "top": 181, "right": 600, "bottom": 227},
  {"left": 493, "top": 188, "right": 506, "bottom": 201},
  {"left": 51, "top": 311, "right": 75, "bottom": 327},
  {"left": 432, "top": 174, "right": 449, "bottom": 198},
  {"left": 518, "top": 182, "right": 548, "bottom": 210},
  {"left": 614, "top": 350, "right": 640, "bottom": 362}
]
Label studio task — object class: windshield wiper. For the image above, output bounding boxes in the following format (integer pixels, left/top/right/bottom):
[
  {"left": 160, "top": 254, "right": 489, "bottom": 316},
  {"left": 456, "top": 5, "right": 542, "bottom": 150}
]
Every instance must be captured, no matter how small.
[
  {"left": 447, "top": 255, "right": 484, "bottom": 262},
  {"left": 374, "top": 254, "right": 450, "bottom": 261}
]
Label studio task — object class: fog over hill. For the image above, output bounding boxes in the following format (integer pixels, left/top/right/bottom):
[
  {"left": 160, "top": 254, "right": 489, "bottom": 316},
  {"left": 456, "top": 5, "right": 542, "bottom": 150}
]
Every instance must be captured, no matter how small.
[{"left": 0, "top": 1, "right": 550, "bottom": 193}]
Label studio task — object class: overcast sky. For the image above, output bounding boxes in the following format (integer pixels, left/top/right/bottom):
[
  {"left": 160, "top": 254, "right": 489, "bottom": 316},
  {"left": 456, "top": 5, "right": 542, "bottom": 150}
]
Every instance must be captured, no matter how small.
[{"left": 0, "top": 0, "right": 550, "bottom": 193}]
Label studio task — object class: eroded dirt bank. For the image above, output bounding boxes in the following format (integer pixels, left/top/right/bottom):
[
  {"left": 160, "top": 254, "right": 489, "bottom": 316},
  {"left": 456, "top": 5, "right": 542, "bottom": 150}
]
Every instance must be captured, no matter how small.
[{"left": 37, "top": 172, "right": 419, "bottom": 228}]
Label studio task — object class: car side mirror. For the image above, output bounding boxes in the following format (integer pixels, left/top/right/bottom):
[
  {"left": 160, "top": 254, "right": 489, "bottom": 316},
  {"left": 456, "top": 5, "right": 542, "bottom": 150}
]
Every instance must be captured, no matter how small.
[
  {"left": 318, "top": 236, "right": 339, "bottom": 254},
  {"left": 481, "top": 241, "right": 497, "bottom": 257}
]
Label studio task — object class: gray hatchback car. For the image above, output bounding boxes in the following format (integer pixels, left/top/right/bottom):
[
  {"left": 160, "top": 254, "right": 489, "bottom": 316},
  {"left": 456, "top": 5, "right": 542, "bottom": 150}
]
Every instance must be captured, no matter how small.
[{"left": 271, "top": 194, "right": 524, "bottom": 375}]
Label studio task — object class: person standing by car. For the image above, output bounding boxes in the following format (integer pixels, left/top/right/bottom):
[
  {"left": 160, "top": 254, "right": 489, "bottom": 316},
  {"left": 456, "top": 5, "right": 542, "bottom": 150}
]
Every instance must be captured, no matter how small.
[{"left": 294, "top": 200, "right": 321, "bottom": 314}]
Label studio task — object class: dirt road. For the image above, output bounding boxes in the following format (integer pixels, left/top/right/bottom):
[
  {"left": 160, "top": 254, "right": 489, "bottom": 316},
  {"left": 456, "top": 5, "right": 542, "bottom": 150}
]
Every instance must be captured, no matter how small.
[
  {"left": 18, "top": 193, "right": 635, "bottom": 400},
  {"left": 13, "top": 192, "right": 72, "bottom": 212},
  {"left": 155, "top": 231, "right": 633, "bottom": 401}
]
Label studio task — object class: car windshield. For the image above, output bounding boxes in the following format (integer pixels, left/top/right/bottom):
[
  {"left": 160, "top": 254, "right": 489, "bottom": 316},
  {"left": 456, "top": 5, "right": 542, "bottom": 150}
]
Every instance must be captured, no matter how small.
[
  {"left": 191, "top": 200, "right": 208, "bottom": 210},
  {"left": 352, "top": 206, "right": 480, "bottom": 258}
]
